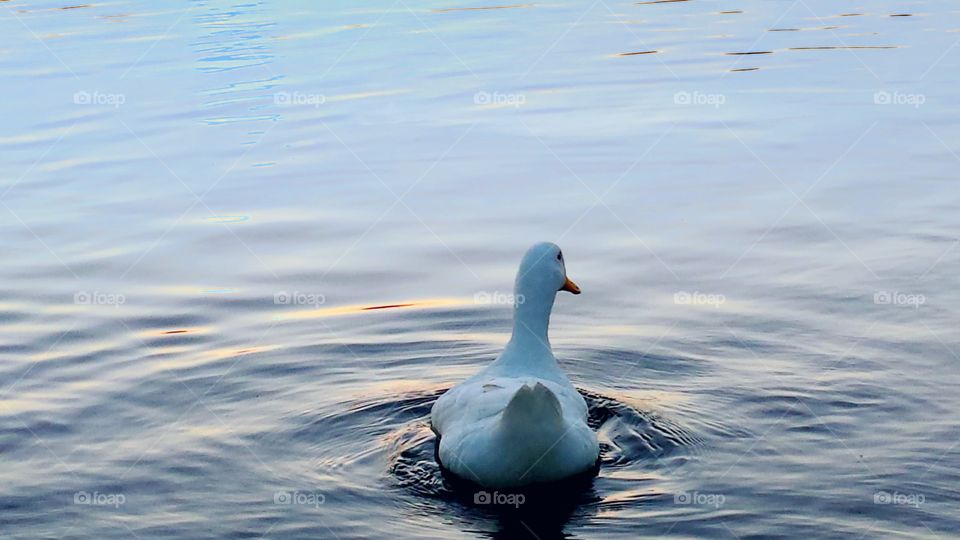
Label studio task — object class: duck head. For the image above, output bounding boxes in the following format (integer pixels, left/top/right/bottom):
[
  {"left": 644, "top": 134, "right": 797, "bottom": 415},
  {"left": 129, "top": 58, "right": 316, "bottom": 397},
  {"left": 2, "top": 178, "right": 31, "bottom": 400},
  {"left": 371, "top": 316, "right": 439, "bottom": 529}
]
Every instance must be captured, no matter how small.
[
  {"left": 510, "top": 242, "right": 580, "bottom": 348},
  {"left": 515, "top": 242, "right": 580, "bottom": 298}
]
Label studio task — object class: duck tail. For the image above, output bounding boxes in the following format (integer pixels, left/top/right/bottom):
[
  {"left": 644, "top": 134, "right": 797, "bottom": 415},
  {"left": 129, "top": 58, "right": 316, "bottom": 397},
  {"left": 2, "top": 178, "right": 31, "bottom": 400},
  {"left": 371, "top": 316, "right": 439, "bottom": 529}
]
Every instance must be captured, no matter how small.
[{"left": 501, "top": 382, "right": 564, "bottom": 430}]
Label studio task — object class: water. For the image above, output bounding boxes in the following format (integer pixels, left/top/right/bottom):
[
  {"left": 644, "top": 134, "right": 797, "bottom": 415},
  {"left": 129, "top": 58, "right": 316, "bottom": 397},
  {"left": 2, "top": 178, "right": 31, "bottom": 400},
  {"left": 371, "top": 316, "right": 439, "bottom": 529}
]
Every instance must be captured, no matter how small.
[{"left": 1, "top": 0, "right": 959, "bottom": 538}]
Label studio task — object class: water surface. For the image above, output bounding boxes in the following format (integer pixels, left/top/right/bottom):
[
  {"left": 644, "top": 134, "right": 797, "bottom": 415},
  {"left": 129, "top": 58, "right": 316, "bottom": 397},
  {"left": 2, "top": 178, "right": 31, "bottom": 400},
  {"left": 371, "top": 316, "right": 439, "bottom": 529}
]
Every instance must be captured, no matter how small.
[{"left": 1, "top": 0, "right": 959, "bottom": 538}]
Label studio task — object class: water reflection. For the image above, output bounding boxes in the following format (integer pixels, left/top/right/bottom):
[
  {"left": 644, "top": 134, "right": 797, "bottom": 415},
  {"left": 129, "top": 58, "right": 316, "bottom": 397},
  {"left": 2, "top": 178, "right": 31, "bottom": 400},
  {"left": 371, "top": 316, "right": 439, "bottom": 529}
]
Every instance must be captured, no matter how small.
[
  {"left": 192, "top": 1, "right": 280, "bottom": 127},
  {"left": 431, "top": 5, "right": 532, "bottom": 13},
  {"left": 1, "top": 0, "right": 959, "bottom": 538}
]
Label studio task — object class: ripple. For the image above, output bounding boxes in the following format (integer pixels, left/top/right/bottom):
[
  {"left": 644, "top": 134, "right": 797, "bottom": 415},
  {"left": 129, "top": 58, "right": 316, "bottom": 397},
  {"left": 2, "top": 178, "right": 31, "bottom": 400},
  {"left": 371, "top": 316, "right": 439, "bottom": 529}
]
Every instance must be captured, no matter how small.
[
  {"left": 205, "top": 215, "right": 250, "bottom": 223},
  {"left": 616, "top": 50, "right": 659, "bottom": 56},
  {"left": 789, "top": 45, "right": 899, "bottom": 50},
  {"left": 431, "top": 5, "right": 531, "bottom": 13},
  {"left": 3, "top": 0, "right": 959, "bottom": 537},
  {"left": 385, "top": 388, "right": 700, "bottom": 495}
]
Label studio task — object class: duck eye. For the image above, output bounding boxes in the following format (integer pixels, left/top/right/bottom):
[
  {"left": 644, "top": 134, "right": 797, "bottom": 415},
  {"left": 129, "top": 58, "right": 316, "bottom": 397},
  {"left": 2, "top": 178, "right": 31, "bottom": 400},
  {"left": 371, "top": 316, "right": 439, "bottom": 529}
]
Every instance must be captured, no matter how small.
[{"left": 556, "top": 252, "right": 563, "bottom": 261}]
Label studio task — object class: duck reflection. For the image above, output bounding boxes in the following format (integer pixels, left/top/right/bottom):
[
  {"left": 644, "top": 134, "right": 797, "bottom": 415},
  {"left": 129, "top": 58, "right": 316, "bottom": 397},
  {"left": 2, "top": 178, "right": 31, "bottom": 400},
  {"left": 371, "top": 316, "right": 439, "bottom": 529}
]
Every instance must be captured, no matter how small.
[{"left": 438, "top": 452, "right": 601, "bottom": 539}]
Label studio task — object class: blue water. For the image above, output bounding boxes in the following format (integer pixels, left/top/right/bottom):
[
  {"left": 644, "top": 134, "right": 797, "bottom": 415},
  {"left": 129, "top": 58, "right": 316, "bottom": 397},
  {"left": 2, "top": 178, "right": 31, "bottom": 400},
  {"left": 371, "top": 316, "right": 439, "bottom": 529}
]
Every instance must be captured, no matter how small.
[{"left": 2, "top": 0, "right": 959, "bottom": 538}]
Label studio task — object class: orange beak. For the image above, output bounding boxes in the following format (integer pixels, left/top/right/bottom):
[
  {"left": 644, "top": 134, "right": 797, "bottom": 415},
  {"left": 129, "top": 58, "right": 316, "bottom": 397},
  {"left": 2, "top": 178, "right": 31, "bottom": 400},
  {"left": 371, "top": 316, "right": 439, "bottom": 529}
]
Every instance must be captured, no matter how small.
[{"left": 560, "top": 276, "right": 581, "bottom": 295}]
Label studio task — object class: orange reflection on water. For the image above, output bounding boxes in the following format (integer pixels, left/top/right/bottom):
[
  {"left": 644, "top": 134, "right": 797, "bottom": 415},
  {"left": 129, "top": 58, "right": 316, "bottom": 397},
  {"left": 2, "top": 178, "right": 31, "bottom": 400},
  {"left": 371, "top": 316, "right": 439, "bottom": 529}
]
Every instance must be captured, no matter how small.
[{"left": 276, "top": 297, "right": 468, "bottom": 320}]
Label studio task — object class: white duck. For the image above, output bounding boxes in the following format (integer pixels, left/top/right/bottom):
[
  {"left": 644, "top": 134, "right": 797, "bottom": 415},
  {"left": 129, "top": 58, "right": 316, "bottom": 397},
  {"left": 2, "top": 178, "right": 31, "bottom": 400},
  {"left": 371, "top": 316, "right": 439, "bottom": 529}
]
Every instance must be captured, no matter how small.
[{"left": 431, "top": 242, "right": 600, "bottom": 488}]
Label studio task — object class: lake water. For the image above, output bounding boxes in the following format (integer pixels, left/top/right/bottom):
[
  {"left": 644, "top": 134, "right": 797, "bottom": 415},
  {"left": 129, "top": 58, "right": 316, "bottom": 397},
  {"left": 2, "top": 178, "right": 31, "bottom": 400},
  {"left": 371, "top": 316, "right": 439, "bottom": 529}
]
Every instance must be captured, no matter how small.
[{"left": 2, "top": 0, "right": 959, "bottom": 538}]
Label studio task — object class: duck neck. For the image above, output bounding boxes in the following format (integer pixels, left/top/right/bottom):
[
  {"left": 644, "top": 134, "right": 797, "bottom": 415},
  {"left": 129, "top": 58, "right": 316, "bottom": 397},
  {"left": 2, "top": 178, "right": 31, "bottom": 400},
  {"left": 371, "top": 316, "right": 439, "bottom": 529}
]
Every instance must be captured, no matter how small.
[{"left": 508, "top": 290, "right": 554, "bottom": 354}]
